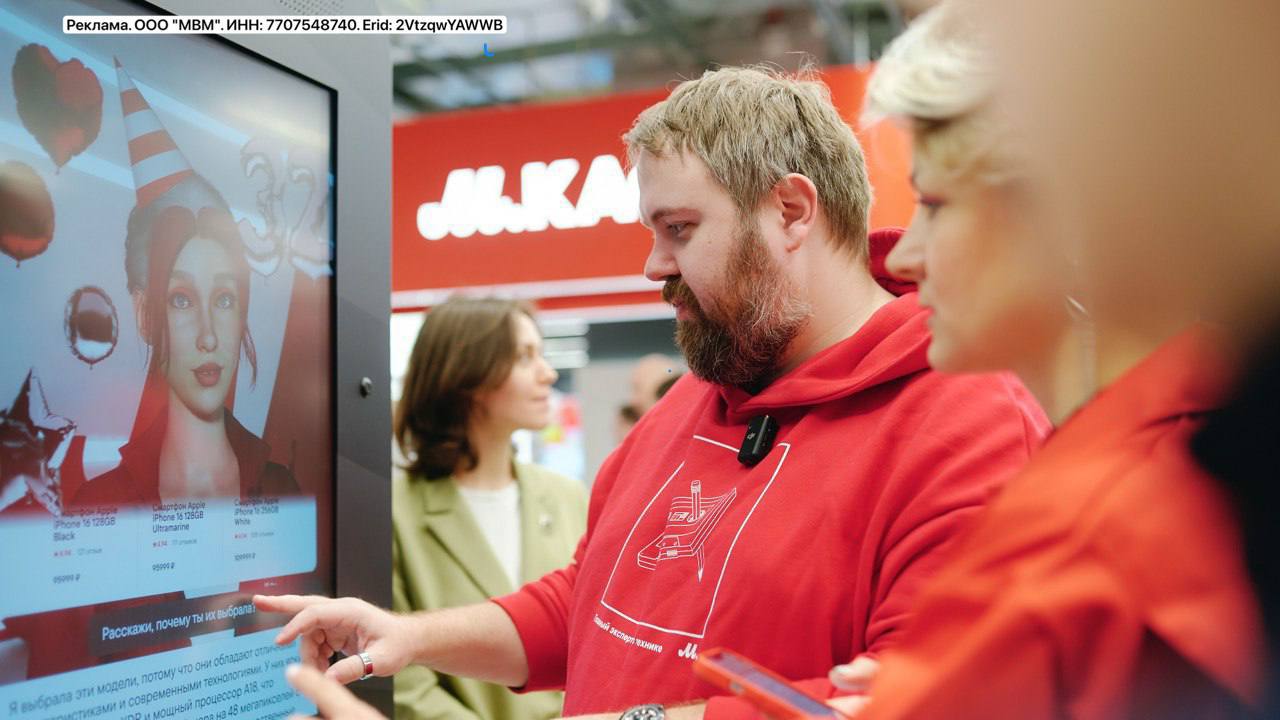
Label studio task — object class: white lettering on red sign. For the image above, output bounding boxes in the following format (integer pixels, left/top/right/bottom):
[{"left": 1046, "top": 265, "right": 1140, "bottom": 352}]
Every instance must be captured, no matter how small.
[{"left": 416, "top": 154, "right": 640, "bottom": 240}]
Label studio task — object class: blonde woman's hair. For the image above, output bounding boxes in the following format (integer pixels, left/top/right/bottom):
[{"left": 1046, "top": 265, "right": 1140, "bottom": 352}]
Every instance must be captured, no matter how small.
[
  {"left": 864, "top": 2, "right": 1014, "bottom": 181},
  {"left": 624, "top": 65, "right": 872, "bottom": 260}
]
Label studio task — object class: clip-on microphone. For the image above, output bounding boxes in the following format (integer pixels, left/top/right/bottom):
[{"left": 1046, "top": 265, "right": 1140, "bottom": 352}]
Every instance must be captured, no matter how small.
[{"left": 738, "top": 415, "right": 778, "bottom": 467}]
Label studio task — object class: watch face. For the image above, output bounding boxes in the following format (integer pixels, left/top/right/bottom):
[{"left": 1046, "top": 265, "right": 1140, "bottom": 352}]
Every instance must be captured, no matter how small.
[{"left": 623, "top": 704, "right": 664, "bottom": 720}]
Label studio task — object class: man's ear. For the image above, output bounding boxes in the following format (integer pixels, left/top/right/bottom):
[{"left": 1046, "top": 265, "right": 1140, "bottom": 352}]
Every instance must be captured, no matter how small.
[
  {"left": 772, "top": 173, "right": 819, "bottom": 253},
  {"left": 131, "top": 289, "right": 151, "bottom": 345}
]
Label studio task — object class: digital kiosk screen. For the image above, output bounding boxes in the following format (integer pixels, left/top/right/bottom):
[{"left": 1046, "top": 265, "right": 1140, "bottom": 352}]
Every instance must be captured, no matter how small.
[{"left": 1, "top": 1, "right": 335, "bottom": 716}]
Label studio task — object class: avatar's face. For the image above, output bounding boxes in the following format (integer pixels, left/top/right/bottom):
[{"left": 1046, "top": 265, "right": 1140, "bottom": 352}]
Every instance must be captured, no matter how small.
[{"left": 164, "top": 235, "right": 243, "bottom": 420}]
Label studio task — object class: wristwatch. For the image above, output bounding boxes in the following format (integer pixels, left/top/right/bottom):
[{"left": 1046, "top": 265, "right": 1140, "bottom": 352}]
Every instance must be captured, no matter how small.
[{"left": 619, "top": 704, "right": 665, "bottom": 720}]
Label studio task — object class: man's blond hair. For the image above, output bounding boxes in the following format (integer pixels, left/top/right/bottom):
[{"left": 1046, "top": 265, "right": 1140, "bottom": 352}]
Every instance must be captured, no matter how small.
[{"left": 624, "top": 65, "right": 872, "bottom": 259}]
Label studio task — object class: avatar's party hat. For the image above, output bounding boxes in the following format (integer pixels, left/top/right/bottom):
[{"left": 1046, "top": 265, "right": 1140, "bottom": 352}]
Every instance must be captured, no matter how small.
[{"left": 114, "top": 57, "right": 193, "bottom": 208}]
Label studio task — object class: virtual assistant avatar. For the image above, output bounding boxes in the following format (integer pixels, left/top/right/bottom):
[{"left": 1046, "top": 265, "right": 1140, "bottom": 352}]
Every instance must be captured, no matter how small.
[{"left": 74, "top": 60, "right": 296, "bottom": 506}]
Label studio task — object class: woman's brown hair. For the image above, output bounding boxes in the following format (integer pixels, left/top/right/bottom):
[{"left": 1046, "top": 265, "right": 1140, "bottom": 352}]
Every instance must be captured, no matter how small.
[{"left": 394, "top": 297, "right": 537, "bottom": 480}]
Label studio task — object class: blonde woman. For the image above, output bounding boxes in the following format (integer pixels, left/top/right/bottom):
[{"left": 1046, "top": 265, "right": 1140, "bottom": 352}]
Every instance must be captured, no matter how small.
[{"left": 827, "top": 4, "right": 1264, "bottom": 718}]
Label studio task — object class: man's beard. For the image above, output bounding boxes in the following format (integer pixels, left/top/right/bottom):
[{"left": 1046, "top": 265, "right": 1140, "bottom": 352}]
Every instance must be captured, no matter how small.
[{"left": 662, "top": 220, "right": 811, "bottom": 387}]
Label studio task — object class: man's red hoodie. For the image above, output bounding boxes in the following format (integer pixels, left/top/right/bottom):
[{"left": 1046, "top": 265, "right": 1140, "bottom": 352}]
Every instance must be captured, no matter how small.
[{"left": 494, "top": 233, "right": 1051, "bottom": 719}]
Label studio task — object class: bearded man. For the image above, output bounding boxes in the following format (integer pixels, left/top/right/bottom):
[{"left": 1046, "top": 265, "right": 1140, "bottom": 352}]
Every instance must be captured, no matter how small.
[{"left": 258, "top": 66, "right": 1049, "bottom": 720}]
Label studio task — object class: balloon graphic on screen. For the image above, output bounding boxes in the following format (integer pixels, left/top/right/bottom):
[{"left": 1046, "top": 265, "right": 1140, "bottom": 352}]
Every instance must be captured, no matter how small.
[
  {"left": 0, "top": 159, "right": 55, "bottom": 264},
  {"left": 64, "top": 286, "right": 119, "bottom": 366},
  {"left": 11, "top": 43, "right": 103, "bottom": 169}
]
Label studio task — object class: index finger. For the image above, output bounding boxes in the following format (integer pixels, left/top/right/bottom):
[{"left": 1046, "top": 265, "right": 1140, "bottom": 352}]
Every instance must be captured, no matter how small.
[
  {"left": 254, "top": 595, "right": 335, "bottom": 646},
  {"left": 273, "top": 599, "right": 357, "bottom": 648},
  {"left": 254, "top": 594, "right": 328, "bottom": 615}
]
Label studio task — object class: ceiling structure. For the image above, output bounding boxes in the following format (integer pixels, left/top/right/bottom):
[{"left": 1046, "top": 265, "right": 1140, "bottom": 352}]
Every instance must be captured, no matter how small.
[{"left": 376, "top": 0, "right": 907, "bottom": 118}]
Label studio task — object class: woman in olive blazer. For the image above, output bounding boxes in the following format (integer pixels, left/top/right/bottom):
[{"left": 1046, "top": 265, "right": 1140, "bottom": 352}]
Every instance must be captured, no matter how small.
[
  {"left": 392, "top": 463, "right": 586, "bottom": 720},
  {"left": 391, "top": 297, "right": 587, "bottom": 720}
]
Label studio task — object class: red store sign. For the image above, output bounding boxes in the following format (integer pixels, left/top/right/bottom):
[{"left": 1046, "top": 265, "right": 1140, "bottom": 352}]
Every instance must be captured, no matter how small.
[{"left": 392, "top": 65, "right": 914, "bottom": 314}]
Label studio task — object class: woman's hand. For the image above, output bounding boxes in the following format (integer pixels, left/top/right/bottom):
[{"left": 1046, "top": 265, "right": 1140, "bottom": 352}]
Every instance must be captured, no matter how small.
[
  {"left": 285, "top": 664, "right": 385, "bottom": 720},
  {"left": 254, "top": 594, "right": 418, "bottom": 684}
]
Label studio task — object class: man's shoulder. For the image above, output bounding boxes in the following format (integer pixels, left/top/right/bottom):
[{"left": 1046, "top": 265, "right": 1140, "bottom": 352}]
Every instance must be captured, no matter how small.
[{"left": 886, "top": 368, "right": 1049, "bottom": 436}]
